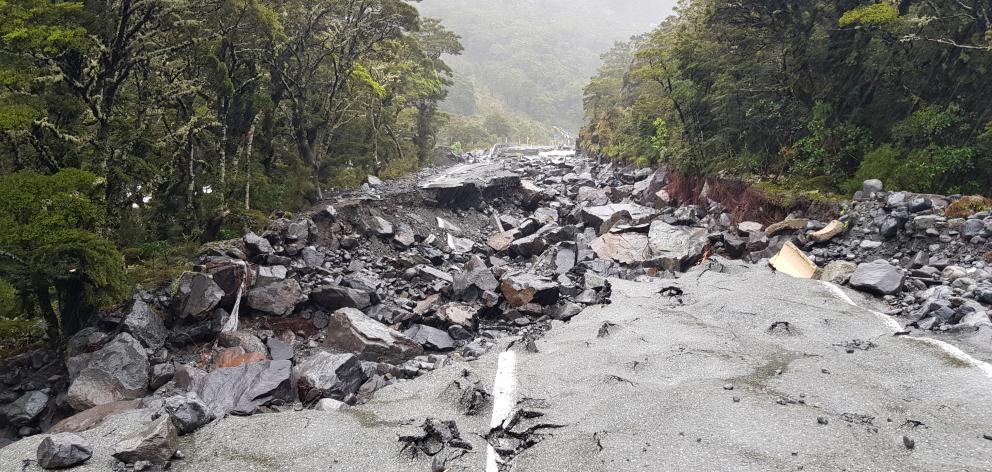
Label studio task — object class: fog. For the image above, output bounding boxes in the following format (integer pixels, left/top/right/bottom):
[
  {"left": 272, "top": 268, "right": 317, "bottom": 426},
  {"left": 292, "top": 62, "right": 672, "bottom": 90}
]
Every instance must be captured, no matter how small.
[{"left": 418, "top": 0, "right": 679, "bottom": 138}]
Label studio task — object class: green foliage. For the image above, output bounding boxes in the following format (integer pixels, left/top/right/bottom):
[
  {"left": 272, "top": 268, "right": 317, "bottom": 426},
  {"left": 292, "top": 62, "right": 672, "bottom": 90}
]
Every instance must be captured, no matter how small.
[
  {"left": 124, "top": 240, "right": 195, "bottom": 289},
  {"left": 0, "top": 317, "right": 45, "bottom": 358},
  {"left": 0, "top": 169, "right": 127, "bottom": 342},
  {"left": 581, "top": 0, "right": 992, "bottom": 195},
  {"left": 839, "top": 3, "right": 900, "bottom": 27}
]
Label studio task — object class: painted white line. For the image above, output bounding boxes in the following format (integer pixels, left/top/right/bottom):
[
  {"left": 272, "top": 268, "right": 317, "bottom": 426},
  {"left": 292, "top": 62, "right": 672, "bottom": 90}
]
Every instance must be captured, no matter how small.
[
  {"left": 485, "top": 350, "right": 517, "bottom": 472},
  {"left": 821, "top": 281, "right": 992, "bottom": 380}
]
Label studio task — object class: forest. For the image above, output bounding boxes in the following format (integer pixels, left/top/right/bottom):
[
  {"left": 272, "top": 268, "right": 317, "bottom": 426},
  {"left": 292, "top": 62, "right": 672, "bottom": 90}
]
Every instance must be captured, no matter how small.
[
  {"left": 0, "top": 0, "right": 461, "bottom": 348},
  {"left": 580, "top": 0, "right": 992, "bottom": 195}
]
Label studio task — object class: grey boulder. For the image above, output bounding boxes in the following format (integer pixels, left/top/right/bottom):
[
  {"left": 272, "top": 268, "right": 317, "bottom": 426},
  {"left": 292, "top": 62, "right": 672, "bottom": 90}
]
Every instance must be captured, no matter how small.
[
  {"left": 850, "top": 260, "right": 905, "bottom": 295},
  {"left": 123, "top": 300, "right": 168, "bottom": 350},
  {"left": 180, "top": 273, "right": 225, "bottom": 318},
  {"left": 294, "top": 351, "right": 366, "bottom": 403},
  {"left": 161, "top": 393, "right": 214, "bottom": 435},
  {"left": 311, "top": 285, "right": 374, "bottom": 310},
  {"left": 322, "top": 308, "right": 423, "bottom": 363},
  {"left": 194, "top": 360, "right": 292, "bottom": 417},
  {"left": 37, "top": 433, "right": 92, "bottom": 469},
  {"left": 245, "top": 279, "right": 303, "bottom": 316},
  {"left": 4, "top": 390, "right": 48, "bottom": 426},
  {"left": 404, "top": 324, "right": 456, "bottom": 351},
  {"left": 112, "top": 416, "right": 178, "bottom": 465},
  {"left": 66, "top": 333, "right": 149, "bottom": 411}
]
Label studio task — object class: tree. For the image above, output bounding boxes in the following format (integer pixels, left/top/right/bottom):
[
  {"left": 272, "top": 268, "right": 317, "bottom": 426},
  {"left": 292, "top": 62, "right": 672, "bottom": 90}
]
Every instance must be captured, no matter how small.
[{"left": 0, "top": 169, "right": 127, "bottom": 347}]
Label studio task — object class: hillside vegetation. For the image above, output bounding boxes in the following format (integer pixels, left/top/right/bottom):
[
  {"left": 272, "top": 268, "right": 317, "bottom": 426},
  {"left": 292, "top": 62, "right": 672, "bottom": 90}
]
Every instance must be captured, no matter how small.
[{"left": 580, "top": 0, "right": 992, "bottom": 195}]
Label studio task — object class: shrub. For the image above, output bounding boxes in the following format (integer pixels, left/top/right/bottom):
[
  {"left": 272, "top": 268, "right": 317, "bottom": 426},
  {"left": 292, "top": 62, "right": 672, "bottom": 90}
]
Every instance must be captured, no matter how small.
[{"left": 945, "top": 196, "right": 992, "bottom": 219}]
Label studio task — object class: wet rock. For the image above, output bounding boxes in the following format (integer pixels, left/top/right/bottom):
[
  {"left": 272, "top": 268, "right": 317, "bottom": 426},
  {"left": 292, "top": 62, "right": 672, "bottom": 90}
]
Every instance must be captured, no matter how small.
[
  {"left": 647, "top": 220, "right": 708, "bottom": 271},
  {"left": 501, "top": 273, "right": 560, "bottom": 307},
  {"left": 294, "top": 351, "right": 365, "bottom": 403},
  {"left": 112, "top": 416, "right": 178, "bottom": 465},
  {"left": 311, "top": 284, "right": 374, "bottom": 310},
  {"left": 67, "top": 333, "right": 149, "bottom": 411},
  {"left": 245, "top": 279, "right": 303, "bottom": 316},
  {"left": 4, "top": 390, "right": 48, "bottom": 426},
  {"left": 323, "top": 308, "right": 423, "bottom": 363},
  {"left": 162, "top": 393, "right": 214, "bottom": 435},
  {"left": 850, "top": 260, "right": 905, "bottom": 295},
  {"left": 124, "top": 300, "right": 168, "bottom": 350},
  {"left": 404, "top": 324, "right": 457, "bottom": 351},
  {"left": 195, "top": 360, "right": 292, "bottom": 416},
  {"left": 37, "top": 433, "right": 92, "bottom": 469}
]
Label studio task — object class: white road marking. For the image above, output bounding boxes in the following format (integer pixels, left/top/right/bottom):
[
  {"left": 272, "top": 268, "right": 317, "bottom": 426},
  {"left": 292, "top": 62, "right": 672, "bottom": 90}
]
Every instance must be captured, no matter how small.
[
  {"left": 821, "top": 281, "right": 992, "bottom": 380},
  {"left": 485, "top": 350, "right": 517, "bottom": 472}
]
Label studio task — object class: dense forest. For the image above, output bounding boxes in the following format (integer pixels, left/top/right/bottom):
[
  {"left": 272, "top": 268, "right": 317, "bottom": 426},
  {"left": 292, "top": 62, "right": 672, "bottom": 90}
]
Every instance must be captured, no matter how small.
[
  {"left": 419, "top": 0, "right": 677, "bottom": 149},
  {"left": 0, "top": 0, "right": 461, "bottom": 347},
  {"left": 581, "top": 0, "right": 992, "bottom": 195}
]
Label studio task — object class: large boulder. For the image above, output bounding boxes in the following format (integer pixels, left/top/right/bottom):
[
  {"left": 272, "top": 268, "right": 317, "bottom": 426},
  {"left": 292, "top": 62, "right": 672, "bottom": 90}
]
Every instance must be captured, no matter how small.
[
  {"left": 311, "top": 285, "right": 374, "bottom": 310},
  {"left": 66, "top": 333, "right": 149, "bottom": 411},
  {"left": 3, "top": 390, "right": 48, "bottom": 426},
  {"left": 323, "top": 308, "right": 423, "bottom": 363},
  {"left": 850, "top": 260, "right": 905, "bottom": 295},
  {"left": 179, "top": 273, "right": 225, "bottom": 318},
  {"left": 294, "top": 351, "right": 366, "bottom": 403},
  {"left": 500, "top": 273, "right": 560, "bottom": 307},
  {"left": 646, "top": 220, "right": 708, "bottom": 271},
  {"left": 112, "top": 416, "right": 178, "bottom": 465},
  {"left": 590, "top": 233, "right": 651, "bottom": 265},
  {"left": 245, "top": 279, "right": 303, "bottom": 315},
  {"left": 451, "top": 256, "right": 499, "bottom": 301},
  {"left": 37, "top": 433, "right": 92, "bottom": 469},
  {"left": 818, "top": 260, "right": 858, "bottom": 284},
  {"left": 161, "top": 393, "right": 215, "bottom": 435},
  {"left": 123, "top": 300, "right": 168, "bottom": 350},
  {"left": 194, "top": 360, "right": 292, "bottom": 417}
]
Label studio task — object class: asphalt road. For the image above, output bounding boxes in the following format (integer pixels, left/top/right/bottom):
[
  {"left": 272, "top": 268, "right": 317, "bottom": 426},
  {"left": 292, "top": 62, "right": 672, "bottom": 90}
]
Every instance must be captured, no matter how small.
[{"left": 4, "top": 260, "right": 992, "bottom": 471}]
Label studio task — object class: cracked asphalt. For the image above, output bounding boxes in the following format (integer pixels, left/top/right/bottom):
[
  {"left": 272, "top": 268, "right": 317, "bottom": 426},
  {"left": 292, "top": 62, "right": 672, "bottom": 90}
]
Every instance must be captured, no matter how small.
[{"left": 4, "top": 259, "right": 992, "bottom": 471}]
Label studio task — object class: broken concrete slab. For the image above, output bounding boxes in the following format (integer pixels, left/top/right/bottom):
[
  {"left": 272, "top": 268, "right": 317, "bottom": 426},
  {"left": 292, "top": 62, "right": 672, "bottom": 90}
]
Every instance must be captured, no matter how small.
[{"left": 768, "top": 242, "right": 819, "bottom": 279}]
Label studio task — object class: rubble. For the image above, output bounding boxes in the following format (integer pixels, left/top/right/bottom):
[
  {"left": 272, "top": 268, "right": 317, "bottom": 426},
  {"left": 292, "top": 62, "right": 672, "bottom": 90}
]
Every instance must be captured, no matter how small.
[
  {"left": 323, "top": 308, "right": 424, "bottom": 362},
  {"left": 66, "top": 333, "right": 149, "bottom": 410},
  {"left": 37, "top": 433, "right": 92, "bottom": 469},
  {"left": 112, "top": 416, "right": 178, "bottom": 465}
]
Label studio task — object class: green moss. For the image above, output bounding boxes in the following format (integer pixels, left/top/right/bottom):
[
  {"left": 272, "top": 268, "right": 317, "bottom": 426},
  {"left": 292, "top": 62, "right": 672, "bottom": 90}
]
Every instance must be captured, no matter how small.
[
  {"left": 752, "top": 180, "right": 847, "bottom": 207},
  {"left": 125, "top": 241, "right": 196, "bottom": 290}
]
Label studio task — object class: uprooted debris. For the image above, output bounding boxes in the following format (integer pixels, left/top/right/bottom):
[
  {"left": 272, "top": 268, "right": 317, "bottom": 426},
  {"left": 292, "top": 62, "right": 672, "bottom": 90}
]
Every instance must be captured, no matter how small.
[{"left": 485, "top": 405, "right": 566, "bottom": 469}]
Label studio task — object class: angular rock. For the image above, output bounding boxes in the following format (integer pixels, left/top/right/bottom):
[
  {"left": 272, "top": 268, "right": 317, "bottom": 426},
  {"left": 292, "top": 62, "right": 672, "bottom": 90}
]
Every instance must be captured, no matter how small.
[
  {"left": 393, "top": 222, "right": 416, "bottom": 248},
  {"left": 243, "top": 232, "right": 273, "bottom": 256},
  {"left": 311, "top": 284, "right": 373, "bottom": 310},
  {"left": 590, "top": 232, "right": 651, "bottom": 265},
  {"left": 195, "top": 360, "right": 292, "bottom": 416},
  {"left": 255, "top": 265, "right": 288, "bottom": 286},
  {"left": 487, "top": 232, "right": 516, "bottom": 252},
  {"left": 245, "top": 279, "right": 303, "bottom": 316},
  {"left": 500, "top": 273, "right": 560, "bottom": 307},
  {"left": 863, "top": 179, "right": 883, "bottom": 195},
  {"left": 48, "top": 400, "right": 143, "bottom": 434},
  {"left": 447, "top": 233, "right": 475, "bottom": 253},
  {"left": 67, "top": 333, "right": 149, "bottom": 411},
  {"left": 323, "top": 308, "right": 423, "bottom": 362},
  {"left": 180, "top": 273, "right": 225, "bottom": 318},
  {"left": 215, "top": 347, "right": 267, "bottom": 369},
  {"left": 112, "top": 416, "right": 178, "bottom": 465},
  {"left": 581, "top": 203, "right": 657, "bottom": 233},
  {"left": 370, "top": 216, "right": 393, "bottom": 236},
  {"left": 162, "top": 393, "right": 214, "bottom": 435},
  {"left": 5, "top": 390, "right": 48, "bottom": 426},
  {"left": 818, "top": 260, "right": 858, "bottom": 284},
  {"left": 37, "top": 433, "right": 92, "bottom": 469},
  {"left": 404, "top": 324, "right": 456, "bottom": 351},
  {"left": 124, "top": 300, "right": 167, "bottom": 350},
  {"left": 266, "top": 337, "right": 294, "bottom": 361},
  {"left": 850, "top": 260, "right": 905, "bottom": 295},
  {"left": 436, "top": 217, "right": 463, "bottom": 234},
  {"left": 647, "top": 220, "right": 708, "bottom": 271},
  {"left": 294, "top": 350, "right": 365, "bottom": 403},
  {"left": 436, "top": 303, "right": 476, "bottom": 329},
  {"left": 451, "top": 257, "right": 499, "bottom": 301},
  {"left": 510, "top": 232, "right": 547, "bottom": 258},
  {"left": 218, "top": 330, "right": 268, "bottom": 354},
  {"left": 150, "top": 363, "right": 175, "bottom": 391}
]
